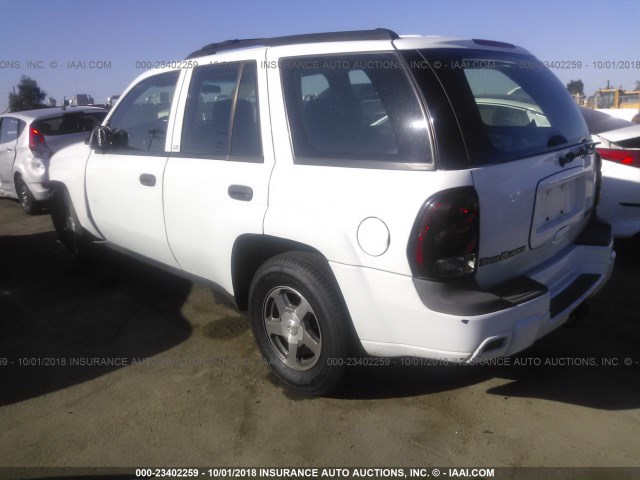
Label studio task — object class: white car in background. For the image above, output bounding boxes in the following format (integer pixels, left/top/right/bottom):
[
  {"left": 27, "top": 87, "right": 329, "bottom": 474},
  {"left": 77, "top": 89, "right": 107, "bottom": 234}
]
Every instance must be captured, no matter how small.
[
  {"left": 0, "top": 107, "right": 107, "bottom": 213},
  {"left": 581, "top": 107, "right": 640, "bottom": 239}
]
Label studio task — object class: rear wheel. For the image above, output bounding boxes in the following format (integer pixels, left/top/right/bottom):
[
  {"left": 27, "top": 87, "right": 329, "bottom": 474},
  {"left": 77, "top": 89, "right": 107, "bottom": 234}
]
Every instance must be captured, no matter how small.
[
  {"left": 16, "top": 176, "right": 38, "bottom": 214},
  {"left": 249, "top": 252, "right": 351, "bottom": 395}
]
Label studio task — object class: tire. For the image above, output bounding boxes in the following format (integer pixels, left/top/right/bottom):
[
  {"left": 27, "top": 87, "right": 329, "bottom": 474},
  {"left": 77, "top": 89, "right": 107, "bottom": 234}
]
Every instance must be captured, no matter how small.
[
  {"left": 15, "top": 176, "right": 39, "bottom": 215},
  {"left": 51, "top": 189, "right": 89, "bottom": 259},
  {"left": 249, "top": 252, "right": 352, "bottom": 395}
]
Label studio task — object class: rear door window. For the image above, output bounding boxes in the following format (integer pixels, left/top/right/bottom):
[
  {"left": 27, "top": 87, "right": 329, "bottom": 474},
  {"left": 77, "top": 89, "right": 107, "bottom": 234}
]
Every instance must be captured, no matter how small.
[
  {"left": 281, "top": 53, "right": 432, "bottom": 167},
  {"left": 406, "top": 50, "right": 590, "bottom": 166},
  {"left": 181, "top": 61, "right": 262, "bottom": 160}
]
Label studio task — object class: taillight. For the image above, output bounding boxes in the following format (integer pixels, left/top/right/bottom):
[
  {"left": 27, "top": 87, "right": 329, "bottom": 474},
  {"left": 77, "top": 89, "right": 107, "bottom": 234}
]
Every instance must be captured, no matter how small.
[
  {"left": 407, "top": 187, "right": 479, "bottom": 281},
  {"left": 596, "top": 148, "right": 640, "bottom": 168},
  {"left": 29, "top": 128, "right": 53, "bottom": 158}
]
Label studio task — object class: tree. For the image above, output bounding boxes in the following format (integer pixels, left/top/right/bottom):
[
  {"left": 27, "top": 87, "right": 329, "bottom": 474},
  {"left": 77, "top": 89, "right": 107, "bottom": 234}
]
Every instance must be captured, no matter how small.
[
  {"left": 566, "top": 79, "right": 584, "bottom": 96},
  {"left": 8, "top": 76, "right": 47, "bottom": 112}
]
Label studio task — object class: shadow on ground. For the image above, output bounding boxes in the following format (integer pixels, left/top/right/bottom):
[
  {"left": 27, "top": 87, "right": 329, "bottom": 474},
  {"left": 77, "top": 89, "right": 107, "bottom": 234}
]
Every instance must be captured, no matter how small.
[
  {"left": 0, "top": 232, "right": 192, "bottom": 406},
  {"left": 1, "top": 217, "right": 638, "bottom": 410}
]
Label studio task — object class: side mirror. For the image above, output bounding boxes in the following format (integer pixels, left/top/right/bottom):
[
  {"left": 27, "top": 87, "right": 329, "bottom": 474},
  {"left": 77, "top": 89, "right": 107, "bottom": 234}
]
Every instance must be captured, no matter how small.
[{"left": 89, "top": 125, "right": 111, "bottom": 150}]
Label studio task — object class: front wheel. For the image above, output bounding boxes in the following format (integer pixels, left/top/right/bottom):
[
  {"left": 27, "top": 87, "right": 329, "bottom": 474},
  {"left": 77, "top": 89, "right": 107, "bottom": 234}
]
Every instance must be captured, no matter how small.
[{"left": 249, "top": 252, "right": 352, "bottom": 395}]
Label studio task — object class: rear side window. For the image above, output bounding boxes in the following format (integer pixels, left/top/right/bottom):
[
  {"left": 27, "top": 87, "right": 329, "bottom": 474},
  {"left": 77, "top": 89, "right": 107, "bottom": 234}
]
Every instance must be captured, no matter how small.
[
  {"left": 281, "top": 53, "right": 432, "bottom": 167},
  {"left": 32, "top": 111, "right": 106, "bottom": 136},
  {"left": 107, "top": 71, "right": 179, "bottom": 153},
  {"left": 0, "top": 117, "right": 20, "bottom": 143},
  {"left": 407, "top": 49, "right": 590, "bottom": 166}
]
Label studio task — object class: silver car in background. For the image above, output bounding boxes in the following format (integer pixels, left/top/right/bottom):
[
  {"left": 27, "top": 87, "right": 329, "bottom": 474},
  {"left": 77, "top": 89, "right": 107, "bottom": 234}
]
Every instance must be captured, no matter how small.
[{"left": 0, "top": 107, "right": 107, "bottom": 213}]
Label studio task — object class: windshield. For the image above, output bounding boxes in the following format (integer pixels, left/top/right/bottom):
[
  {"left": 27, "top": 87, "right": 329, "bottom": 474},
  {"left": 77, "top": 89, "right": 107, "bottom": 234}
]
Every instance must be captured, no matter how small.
[{"left": 407, "top": 49, "right": 590, "bottom": 166}]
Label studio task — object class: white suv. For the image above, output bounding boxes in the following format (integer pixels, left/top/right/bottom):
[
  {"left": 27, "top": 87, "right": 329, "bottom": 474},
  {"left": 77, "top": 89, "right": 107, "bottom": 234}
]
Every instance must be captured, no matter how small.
[{"left": 48, "top": 29, "right": 615, "bottom": 394}]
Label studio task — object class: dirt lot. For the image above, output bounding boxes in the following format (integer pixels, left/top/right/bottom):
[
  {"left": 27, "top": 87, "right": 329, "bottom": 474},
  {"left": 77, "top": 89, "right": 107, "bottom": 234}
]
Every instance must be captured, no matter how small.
[{"left": 0, "top": 198, "right": 639, "bottom": 469}]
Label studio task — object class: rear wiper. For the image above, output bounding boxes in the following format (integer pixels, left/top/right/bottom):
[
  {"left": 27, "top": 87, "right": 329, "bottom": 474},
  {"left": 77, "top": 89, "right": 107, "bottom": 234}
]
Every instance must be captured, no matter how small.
[{"left": 559, "top": 140, "right": 599, "bottom": 167}]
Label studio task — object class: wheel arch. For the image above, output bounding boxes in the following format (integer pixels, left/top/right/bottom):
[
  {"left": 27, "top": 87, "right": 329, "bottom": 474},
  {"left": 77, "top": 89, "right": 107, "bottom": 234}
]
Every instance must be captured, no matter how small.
[
  {"left": 231, "top": 234, "right": 323, "bottom": 311},
  {"left": 47, "top": 181, "right": 71, "bottom": 230},
  {"left": 48, "top": 143, "right": 102, "bottom": 238},
  {"left": 231, "top": 234, "right": 365, "bottom": 356}
]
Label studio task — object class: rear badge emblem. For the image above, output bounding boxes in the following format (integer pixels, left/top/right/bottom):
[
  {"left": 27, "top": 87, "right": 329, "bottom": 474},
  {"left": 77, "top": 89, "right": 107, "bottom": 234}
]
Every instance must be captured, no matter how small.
[{"left": 479, "top": 245, "right": 527, "bottom": 267}]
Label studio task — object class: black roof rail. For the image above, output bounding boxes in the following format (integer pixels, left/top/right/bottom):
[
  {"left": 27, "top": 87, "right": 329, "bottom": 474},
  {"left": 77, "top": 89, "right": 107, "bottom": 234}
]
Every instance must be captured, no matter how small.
[{"left": 186, "top": 28, "right": 399, "bottom": 59}]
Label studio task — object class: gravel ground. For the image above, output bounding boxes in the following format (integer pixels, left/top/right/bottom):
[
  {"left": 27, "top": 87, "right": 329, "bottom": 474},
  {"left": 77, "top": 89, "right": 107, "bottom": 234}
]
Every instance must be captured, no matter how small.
[{"left": 0, "top": 198, "right": 639, "bottom": 471}]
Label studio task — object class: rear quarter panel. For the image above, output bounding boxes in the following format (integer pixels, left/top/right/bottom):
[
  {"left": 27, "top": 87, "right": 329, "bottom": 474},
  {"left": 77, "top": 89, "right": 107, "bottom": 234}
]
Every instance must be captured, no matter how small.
[
  {"left": 600, "top": 160, "right": 640, "bottom": 237},
  {"left": 264, "top": 166, "right": 474, "bottom": 273},
  {"left": 263, "top": 44, "right": 474, "bottom": 272}
]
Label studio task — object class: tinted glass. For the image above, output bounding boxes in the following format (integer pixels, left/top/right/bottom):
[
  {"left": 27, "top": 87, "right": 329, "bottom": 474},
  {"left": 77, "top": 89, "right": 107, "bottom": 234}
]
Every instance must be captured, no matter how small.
[
  {"left": 231, "top": 63, "right": 261, "bottom": 158},
  {"left": 0, "top": 117, "right": 20, "bottom": 144},
  {"left": 281, "top": 53, "right": 431, "bottom": 166},
  {"left": 33, "top": 111, "right": 107, "bottom": 136},
  {"left": 408, "top": 49, "right": 590, "bottom": 166},
  {"left": 182, "top": 63, "right": 240, "bottom": 156},
  {"left": 108, "top": 71, "right": 179, "bottom": 153},
  {"left": 182, "top": 62, "right": 262, "bottom": 159}
]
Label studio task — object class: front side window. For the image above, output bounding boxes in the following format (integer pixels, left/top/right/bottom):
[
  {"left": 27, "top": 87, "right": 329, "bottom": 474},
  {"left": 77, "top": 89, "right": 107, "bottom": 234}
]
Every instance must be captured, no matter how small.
[
  {"left": 107, "top": 71, "right": 179, "bottom": 153},
  {"left": 0, "top": 117, "right": 20, "bottom": 144},
  {"left": 181, "top": 61, "right": 262, "bottom": 159},
  {"left": 281, "top": 53, "right": 431, "bottom": 167}
]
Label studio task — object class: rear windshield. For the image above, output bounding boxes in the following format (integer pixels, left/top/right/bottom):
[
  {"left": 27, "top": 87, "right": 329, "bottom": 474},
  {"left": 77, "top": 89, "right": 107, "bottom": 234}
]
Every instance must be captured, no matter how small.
[
  {"left": 407, "top": 49, "right": 590, "bottom": 166},
  {"left": 32, "top": 111, "right": 107, "bottom": 136}
]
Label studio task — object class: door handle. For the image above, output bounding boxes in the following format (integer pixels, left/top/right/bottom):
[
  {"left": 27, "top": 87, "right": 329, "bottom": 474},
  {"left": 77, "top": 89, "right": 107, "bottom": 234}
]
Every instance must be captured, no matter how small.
[
  {"left": 228, "top": 184, "right": 253, "bottom": 201},
  {"left": 139, "top": 173, "right": 156, "bottom": 187}
]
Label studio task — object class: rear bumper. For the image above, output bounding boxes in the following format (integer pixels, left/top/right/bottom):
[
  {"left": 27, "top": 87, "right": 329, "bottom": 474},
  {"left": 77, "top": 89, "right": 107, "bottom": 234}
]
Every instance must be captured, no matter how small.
[
  {"left": 330, "top": 220, "right": 615, "bottom": 361},
  {"left": 469, "top": 242, "right": 614, "bottom": 362},
  {"left": 26, "top": 180, "right": 53, "bottom": 202}
]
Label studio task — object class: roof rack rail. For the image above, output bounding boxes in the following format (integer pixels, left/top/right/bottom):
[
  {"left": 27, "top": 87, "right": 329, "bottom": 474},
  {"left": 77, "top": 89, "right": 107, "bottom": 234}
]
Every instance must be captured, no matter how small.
[{"left": 186, "top": 28, "right": 399, "bottom": 59}]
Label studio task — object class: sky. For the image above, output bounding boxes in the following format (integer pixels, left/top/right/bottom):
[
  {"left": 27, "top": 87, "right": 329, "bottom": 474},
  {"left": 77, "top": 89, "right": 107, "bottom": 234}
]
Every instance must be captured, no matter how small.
[{"left": 1, "top": 0, "right": 639, "bottom": 112}]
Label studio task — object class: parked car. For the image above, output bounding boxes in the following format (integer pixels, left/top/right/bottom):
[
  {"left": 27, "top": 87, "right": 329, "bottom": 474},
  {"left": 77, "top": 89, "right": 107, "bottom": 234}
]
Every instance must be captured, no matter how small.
[
  {"left": 49, "top": 29, "right": 614, "bottom": 394},
  {"left": 580, "top": 107, "right": 640, "bottom": 239},
  {"left": 0, "top": 107, "right": 107, "bottom": 213}
]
